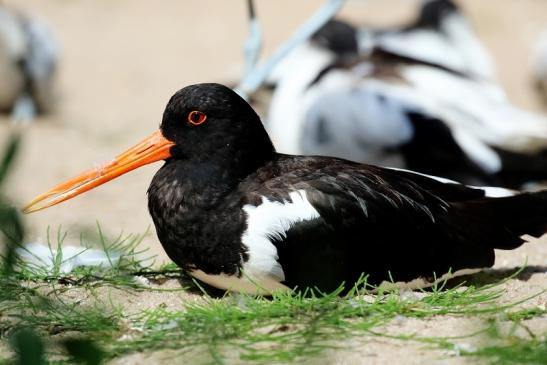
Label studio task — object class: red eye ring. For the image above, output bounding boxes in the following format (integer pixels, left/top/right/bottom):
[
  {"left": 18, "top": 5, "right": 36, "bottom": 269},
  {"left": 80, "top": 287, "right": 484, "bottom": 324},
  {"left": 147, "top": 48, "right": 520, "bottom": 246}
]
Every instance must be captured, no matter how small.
[{"left": 188, "top": 111, "right": 207, "bottom": 125}]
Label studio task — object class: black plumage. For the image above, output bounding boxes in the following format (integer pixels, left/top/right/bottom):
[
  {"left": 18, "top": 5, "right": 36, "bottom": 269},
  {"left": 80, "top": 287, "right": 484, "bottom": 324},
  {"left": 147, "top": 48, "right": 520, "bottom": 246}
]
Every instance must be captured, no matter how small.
[
  {"left": 310, "top": 19, "right": 358, "bottom": 57},
  {"left": 22, "top": 82, "right": 547, "bottom": 293},
  {"left": 400, "top": 111, "right": 493, "bottom": 186},
  {"left": 404, "top": 0, "right": 459, "bottom": 32},
  {"left": 146, "top": 83, "right": 546, "bottom": 293}
]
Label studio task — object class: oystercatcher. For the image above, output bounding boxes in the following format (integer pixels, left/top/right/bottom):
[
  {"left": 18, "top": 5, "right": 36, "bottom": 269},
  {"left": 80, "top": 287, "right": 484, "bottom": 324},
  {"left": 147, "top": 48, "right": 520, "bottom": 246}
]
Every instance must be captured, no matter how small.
[
  {"left": 0, "top": 5, "right": 59, "bottom": 122},
  {"left": 23, "top": 83, "right": 547, "bottom": 294}
]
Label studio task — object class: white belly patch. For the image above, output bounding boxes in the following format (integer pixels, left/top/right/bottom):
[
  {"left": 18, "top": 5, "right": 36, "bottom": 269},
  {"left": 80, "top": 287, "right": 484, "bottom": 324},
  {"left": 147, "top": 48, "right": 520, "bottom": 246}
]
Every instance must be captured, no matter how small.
[
  {"left": 190, "top": 269, "right": 291, "bottom": 295},
  {"left": 240, "top": 190, "right": 320, "bottom": 284}
]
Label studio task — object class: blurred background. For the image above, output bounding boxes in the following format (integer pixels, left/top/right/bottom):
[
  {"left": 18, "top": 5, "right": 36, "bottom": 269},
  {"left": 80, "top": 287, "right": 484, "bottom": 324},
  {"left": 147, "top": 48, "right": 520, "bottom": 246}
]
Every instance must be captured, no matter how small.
[{"left": 1, "top": 0, "right": 546, "bottom": 263}]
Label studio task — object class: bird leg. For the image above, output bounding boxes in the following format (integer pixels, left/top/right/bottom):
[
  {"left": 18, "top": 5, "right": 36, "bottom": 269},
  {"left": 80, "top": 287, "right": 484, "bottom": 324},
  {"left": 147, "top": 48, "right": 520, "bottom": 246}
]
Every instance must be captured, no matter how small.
[
  {"left": 242, "top": 0, "right": 262, "bottom": 80},
  {"left": 235, "top": 0, "right": 347, "bottom": 99}
]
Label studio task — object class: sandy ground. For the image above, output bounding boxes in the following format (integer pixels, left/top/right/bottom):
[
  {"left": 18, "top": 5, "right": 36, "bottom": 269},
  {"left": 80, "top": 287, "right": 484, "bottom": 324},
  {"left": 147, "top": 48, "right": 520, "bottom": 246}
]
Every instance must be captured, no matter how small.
[{"left": 0, "top": 0, "right": 546, "bottom": 364}]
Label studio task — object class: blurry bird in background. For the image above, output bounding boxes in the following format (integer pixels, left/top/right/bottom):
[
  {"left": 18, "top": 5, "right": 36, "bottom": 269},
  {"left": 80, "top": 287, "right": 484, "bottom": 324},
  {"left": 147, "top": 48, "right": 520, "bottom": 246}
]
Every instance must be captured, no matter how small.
[
  {"left": 0, "top": 4, "right": 59, "bottom": 123},
  {"left": 265, "top": 0, "right": 496, "bottom": 91},
  {"left": 262, "top": 0, "right": 547, "bottom": 188}
]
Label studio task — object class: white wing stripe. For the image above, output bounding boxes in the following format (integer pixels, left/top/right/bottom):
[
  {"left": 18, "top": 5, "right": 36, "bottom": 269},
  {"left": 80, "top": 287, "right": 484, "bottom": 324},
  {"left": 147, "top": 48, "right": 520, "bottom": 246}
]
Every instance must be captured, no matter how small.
[{"left": 241, "top": 190, "right": 320, "bottom": 282}]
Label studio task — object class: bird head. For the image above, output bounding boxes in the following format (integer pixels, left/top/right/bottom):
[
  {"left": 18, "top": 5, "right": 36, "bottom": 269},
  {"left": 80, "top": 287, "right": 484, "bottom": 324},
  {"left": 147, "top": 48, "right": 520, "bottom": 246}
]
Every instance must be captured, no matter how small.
[{"left": 23, "top": 83, "right": 274, "bottom": 213}]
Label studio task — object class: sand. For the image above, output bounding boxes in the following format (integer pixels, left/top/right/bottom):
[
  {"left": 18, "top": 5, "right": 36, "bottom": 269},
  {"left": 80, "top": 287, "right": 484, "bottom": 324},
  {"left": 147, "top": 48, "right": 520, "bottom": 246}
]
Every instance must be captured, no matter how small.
[{"left": 0, "top": 0, "right": 546, "bottom": 364}]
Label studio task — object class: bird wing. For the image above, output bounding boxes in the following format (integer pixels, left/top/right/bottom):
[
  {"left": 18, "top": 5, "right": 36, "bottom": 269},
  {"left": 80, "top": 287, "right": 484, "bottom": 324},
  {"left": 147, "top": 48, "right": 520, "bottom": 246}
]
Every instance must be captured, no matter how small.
[
  {"left": 300, "top": 79, "right": 415, "bottom": 166},
  {"left": 393, "top": 65, "right": 547, "bottom": 153},
  {"left": 243, "top": 156, "right": 546, "bottom": 287},
  {"left": 300, "top": 73, "right": 494, "bottom": 183}
]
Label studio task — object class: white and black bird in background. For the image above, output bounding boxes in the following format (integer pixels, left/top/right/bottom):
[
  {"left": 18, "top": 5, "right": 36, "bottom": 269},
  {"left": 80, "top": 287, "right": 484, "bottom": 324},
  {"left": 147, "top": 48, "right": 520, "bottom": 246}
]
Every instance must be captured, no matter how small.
[
  {"left": 266, "top": 0, "right": 547, "bottom": 188},
  {"left": 266, "top": 0, "right": 496, "bottom": 88},
  {"left": 0, "top": 4, "right": 59, "bottom": 123}
]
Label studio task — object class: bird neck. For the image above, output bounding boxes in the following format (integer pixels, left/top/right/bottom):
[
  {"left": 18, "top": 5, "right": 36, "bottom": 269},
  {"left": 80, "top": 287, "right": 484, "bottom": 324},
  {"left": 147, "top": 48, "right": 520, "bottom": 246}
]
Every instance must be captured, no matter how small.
[
  {"left": 150, "top": 161, "right": 230, "bottom": 207},
  {"left": 147, "top": 158, "right": 251, "bottom": 276},
  {"left": 150, "top": 144, "right": 275, "bottom": 208}
]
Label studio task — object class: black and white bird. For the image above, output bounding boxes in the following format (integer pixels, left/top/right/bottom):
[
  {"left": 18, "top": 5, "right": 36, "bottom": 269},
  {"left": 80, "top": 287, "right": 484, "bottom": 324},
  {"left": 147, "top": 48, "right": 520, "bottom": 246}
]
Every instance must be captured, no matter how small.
[
  {"left": 23, "top": 83, "right": 547, "bottom": 294},
  {"left": 266, "top": 0, "right": 496, "bottom": 88},
  {"left": 0, "top": 5, "right": 59, "bottom": 122},
  {"left": 266, "top": 14, "right": 547, "bottom": 188}
]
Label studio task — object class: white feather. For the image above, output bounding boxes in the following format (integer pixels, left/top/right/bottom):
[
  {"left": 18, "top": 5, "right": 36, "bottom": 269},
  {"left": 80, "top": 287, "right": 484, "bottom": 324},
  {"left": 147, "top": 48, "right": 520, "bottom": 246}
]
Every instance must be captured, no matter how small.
[
  {"left": 189, "top": 190, "right": 320, "bottom": 294},
  {"left": 241, "top": 190, "right": 320, "bottom": 284},
  {"left": 397, "top": 65, "right": 547, "bottom": 153},
  {"left": 377, "top": 29, "right": 469, "bottom": 73},
  {"left": 266, "top": 43, "right": 334, "bottom": 154},
  {"left": 0, "top": 9, "right": 27, "bottom": 57},
  {"left": 474, "top": 187, "right": 515, "bottom": 198},
  {"left": 440, "top": 12, "right": 496, "bottom": 80},
  {"left": 189, "top": 269, "right": 291, "bottom": 295},
  {"left": 386, "top": 166, "right": 515, "bottom": 197},
  {"left": 450, "top": 128, "right": 501, "bottom": 173},
  {"left": 372, "top": 12, "right": 496, "bottom": 80},
  {"left": 300, "top": 81, "right": 414, "bottom": 165}
]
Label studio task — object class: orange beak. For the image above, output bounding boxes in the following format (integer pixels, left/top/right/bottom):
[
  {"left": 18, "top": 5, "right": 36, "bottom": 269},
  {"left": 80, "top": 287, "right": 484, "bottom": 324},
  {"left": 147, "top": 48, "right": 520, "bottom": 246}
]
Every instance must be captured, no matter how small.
[{"left": 22, "top": 130, "right": 175, "bottom": 214}]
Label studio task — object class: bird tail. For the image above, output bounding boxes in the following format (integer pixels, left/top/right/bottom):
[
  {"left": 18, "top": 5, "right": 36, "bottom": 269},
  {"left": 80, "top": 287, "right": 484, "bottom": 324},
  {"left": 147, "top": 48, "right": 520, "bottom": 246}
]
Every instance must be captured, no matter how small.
[
  {"left": 493, "top": 147, "right": 547, "bottom": 188},
  {"left": 455, "top": 190, "right": 547, "bottom": 250}
]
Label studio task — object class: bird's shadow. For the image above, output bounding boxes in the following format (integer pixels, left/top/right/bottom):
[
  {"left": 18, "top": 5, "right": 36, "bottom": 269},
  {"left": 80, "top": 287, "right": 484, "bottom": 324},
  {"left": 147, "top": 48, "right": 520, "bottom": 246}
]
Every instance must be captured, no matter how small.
[
  {"left": 134, "top": 269, "right": 227, "bottom": 298},
  {"left": 444, "top": 265, "right": 547, "bottom": 289},
  {"left": 173, "top": 273, "right": 229, "bottom": 298},
  {"left": 155, "top": 265, "right": 547, "bottom": 299}
]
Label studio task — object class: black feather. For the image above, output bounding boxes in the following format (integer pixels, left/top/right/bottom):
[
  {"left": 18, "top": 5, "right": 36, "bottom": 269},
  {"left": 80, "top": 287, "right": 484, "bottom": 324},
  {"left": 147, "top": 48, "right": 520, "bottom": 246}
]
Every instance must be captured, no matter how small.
[
  {"left": 401, "top": 111, "right": 496, "bottom": 185},
  {"left": 146, "top": 84, "right": 547, "bottom": 293}
]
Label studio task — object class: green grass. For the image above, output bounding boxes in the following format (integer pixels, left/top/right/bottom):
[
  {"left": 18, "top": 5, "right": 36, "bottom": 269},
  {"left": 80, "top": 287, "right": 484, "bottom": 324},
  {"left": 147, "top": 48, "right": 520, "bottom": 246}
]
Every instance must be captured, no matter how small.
[
  {"left": 0, "top": 215, "right": 545, "bottom": 365},
  {"left": 2, "top": 119, "right": 545, "bottom": 364},
  {"left": 468, "top": 338, "right": 547, "bottom": 365},
  {"left": 457, "top": 312, "right": 547, "bottom": 365},
  {"left": 1, "top": 228, "right": 545, "bottom": 365}
]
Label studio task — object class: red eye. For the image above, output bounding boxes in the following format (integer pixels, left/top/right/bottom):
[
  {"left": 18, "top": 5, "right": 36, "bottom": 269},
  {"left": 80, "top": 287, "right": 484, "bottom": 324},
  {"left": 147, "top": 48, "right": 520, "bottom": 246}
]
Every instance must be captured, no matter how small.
[{"left": 188, "top": 111, "right": 207, "bottom": 125}]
